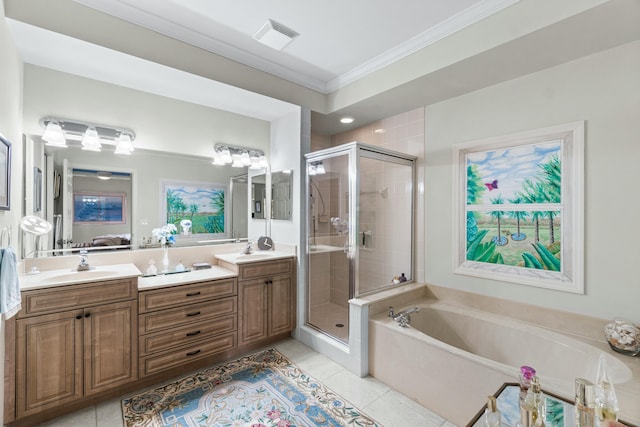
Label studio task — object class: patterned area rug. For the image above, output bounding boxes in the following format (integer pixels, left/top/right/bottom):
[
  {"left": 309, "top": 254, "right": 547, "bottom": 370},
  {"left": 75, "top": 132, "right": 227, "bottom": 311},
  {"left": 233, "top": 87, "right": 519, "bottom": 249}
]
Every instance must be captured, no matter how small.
[{"left": 122, "top": 348, "right": 379, "bottom": 427}]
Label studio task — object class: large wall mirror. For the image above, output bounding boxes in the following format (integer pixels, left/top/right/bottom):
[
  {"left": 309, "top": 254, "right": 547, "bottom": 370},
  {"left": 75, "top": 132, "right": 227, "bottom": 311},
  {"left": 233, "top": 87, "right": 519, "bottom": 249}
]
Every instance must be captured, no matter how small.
[
  {"left": 271, "top": 170, "right": 292, "bottom": 220},
  {"left": 28, "top": 138, "right": 260, "bottom": 257}
]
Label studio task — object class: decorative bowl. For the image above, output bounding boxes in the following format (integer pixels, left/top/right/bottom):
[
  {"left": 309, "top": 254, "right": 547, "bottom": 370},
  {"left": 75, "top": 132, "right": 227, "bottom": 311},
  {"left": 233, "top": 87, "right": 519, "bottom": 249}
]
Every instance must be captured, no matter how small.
[{"left": 604, "top": 318, "right": 640, "bottom": 356}]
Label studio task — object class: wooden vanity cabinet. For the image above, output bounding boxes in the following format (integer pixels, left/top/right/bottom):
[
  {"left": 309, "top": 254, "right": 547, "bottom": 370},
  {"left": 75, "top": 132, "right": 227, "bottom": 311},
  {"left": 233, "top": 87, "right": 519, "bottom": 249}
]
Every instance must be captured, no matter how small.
[
  {"left": 15, "top": 278, "right": 137, "bottom": 418},
  {"left": 137, "top": 278, "right": 238, "bottom": 377},
  {"left": 237, "top": 258, "right": 295, "bottom": 346}
]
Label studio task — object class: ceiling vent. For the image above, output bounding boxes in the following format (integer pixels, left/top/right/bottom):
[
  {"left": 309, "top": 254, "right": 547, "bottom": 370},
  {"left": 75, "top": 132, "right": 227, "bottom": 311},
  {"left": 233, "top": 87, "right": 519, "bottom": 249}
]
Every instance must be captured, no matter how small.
[{"left": 253, "top": 19, "right": 298, "bottom": 51}]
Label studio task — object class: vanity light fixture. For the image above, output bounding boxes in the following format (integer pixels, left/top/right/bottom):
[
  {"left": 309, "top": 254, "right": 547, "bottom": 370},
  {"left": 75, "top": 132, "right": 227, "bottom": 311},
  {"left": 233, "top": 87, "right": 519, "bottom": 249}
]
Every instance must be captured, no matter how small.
[
  {"left": 40, "top": 116, "right": 135, "bottom": 154},
  {"left": 212, "top": 143, "right": 268, "bottom": 169}
]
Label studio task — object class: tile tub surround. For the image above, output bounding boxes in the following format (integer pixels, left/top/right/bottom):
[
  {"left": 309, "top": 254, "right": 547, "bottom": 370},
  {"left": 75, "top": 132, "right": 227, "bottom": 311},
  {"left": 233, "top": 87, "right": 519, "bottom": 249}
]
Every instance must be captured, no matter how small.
[{"left": 361, "top": 283, "right": 640, "bottom": 426}]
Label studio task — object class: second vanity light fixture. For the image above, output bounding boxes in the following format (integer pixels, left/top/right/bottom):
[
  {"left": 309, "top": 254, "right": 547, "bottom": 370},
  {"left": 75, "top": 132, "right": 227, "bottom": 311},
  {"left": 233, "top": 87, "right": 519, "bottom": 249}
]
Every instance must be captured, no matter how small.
[
  {"left": 40, "top": 116, "right": 135, "bottom": 155},
  {"left": 212, "top": 143, "right": 269, "bottom": 169}
]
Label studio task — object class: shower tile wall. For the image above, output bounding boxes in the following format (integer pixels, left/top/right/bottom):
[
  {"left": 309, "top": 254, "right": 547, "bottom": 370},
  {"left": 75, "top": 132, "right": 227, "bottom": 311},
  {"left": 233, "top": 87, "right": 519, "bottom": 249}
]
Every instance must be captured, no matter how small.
[{"left": 331, "top": 107, "right": 426, "bottom": 284}]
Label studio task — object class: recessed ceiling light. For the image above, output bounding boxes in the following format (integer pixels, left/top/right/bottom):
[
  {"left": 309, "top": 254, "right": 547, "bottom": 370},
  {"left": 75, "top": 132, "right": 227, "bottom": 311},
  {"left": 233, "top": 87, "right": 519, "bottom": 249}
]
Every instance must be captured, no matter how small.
[{"left": 340, "top": 117, "right": 354, "bottom": 124}]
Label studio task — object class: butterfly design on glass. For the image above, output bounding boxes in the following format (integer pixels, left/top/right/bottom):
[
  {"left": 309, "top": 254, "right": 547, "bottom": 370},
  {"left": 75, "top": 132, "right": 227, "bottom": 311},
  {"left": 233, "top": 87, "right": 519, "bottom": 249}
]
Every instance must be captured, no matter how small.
[{"left": 485, "top": 180, "right": 498, "bottom": 191}]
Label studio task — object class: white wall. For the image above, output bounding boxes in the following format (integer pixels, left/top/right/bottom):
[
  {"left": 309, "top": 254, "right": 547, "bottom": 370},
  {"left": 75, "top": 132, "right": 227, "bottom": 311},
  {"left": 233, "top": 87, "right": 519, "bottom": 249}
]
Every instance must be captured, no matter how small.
[
  {"left": 0, "top": 1, "right": 23, "bottom": 422},
  {"left": 424, "top": 40, "right": 640, "bottom": 322},
  {"left": 269, "top": 108, "right": 302, "bottom": 248}
]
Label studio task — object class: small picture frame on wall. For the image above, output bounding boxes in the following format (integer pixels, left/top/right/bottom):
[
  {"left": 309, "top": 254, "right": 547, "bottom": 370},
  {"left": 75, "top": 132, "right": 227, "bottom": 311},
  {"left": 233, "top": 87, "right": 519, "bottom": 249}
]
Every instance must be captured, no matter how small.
[{"left": 0, "top": 134, "right": 11, "bottom": 211}]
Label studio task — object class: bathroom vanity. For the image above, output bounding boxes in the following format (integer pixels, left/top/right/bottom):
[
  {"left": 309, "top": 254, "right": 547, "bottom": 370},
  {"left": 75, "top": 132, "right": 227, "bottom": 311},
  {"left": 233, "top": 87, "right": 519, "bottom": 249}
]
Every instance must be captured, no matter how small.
[{"left": 4, "top": 252, "right": 296, "bottom": 427}]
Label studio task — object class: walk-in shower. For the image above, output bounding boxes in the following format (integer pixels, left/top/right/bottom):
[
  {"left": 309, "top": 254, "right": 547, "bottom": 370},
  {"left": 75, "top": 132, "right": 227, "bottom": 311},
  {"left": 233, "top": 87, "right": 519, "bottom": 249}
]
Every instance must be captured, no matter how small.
[{"left": 305, "top": 142, "right": 415, "bottom": 343}]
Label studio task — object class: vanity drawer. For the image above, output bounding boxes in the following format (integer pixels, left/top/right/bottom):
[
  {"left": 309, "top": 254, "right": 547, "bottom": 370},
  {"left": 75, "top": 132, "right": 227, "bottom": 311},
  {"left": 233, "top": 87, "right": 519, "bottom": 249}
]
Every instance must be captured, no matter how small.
[
  {"left": 139, "top": 296, "right": 237, "bottom": 335},
  {"left": 238, "top": 259, "right": 293, "bottom": 280},
  {"left": 138, "top": 279, "right": 237, "bottom": 313},
  {"left": 139, "top": 331, "right": 236, "bottom": 377},
  {"left": 20, "top": 279, "right": 136, "bottom": 318},
  {"left": 139, "top": 314, "right": 236, "bottom": 356}
]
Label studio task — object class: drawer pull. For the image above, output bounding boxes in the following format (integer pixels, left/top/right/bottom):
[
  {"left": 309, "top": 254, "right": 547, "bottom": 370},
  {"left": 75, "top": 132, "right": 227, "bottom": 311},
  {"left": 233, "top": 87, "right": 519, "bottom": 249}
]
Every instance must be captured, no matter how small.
[
  {"left": 186, "top": 291, "right": 201, "bottom": 297},
  {"left": 186, "top": 330, "right": 201, "bottom": 337},
  {"left": 186, "top": 311, "right": 201, "bottom": 317},
  {"left": 186, "top": 349, "right": 201, "bottom": 356}
]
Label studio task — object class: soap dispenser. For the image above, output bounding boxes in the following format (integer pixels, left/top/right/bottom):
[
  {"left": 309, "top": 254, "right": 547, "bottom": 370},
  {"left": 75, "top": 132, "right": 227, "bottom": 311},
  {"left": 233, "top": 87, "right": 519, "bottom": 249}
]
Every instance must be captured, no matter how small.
[{"left": 484, "top": 396, "right": 501, "bottom": 427}]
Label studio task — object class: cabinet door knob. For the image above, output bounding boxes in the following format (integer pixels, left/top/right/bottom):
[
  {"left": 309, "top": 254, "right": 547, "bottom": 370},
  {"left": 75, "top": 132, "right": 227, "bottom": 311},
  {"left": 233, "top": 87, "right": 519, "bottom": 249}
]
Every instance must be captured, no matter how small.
[
  {"left": 186, "top": 311, "right": 201, "bottom": 317},
  {"left": 75, "top": 314, "right": 82, "bottom": 320},
  {"left": 84, "top": 312, "right": 91, "bottom": 318},
  {"left": 186, "top": 349, "right": 201, "bottom": 357}
]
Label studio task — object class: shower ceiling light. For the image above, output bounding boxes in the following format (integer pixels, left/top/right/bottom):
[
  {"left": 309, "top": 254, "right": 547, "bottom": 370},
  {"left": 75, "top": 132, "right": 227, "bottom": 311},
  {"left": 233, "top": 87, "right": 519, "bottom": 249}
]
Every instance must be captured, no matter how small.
[
  {"left": 340, "top": 117, "right": 354, "bottom": 124},
  {"left": 309, "top": 161, "right": 325, "bottom": 175}
]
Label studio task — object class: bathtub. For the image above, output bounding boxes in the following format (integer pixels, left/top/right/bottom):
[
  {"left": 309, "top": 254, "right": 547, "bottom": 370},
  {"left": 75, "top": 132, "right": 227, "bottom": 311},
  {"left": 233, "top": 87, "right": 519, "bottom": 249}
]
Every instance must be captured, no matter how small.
[{"left": 369, "top": 301, "right": 636, "bottom": 426}]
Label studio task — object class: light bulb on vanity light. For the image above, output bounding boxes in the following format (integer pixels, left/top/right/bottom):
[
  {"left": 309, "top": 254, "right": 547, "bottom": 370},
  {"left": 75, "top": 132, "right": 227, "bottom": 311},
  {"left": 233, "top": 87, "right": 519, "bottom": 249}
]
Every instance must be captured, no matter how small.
[
  {"left": 81, "top": 126, "right": 101, "bottom": 151},
  {"left": 42, "top": 121, "right": 67, "bottom": 147},
  {"left": 115, "top": 133, "right": 134, "bottom": 155}
]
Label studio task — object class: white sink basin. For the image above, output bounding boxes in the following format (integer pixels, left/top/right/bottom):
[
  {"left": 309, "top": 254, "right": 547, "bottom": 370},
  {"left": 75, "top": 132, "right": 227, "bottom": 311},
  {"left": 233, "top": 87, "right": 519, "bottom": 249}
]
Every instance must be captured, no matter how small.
[
  {"left": 43, "top": 269, "right": 119, "bottom": 282},
  {"left": 20, "top": 263, "right": 143, "bottom": 290}
]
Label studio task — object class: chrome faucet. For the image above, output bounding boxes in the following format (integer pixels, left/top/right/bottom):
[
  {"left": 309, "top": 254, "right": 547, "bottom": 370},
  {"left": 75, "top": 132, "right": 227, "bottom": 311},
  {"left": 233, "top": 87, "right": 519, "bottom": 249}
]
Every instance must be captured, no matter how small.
[
  {"left": 242, "top": 241, "right": 253, "bottom": 255},
  {"left": 389, "top": 306, "right": 420, "bottom": 327},
  {"left": 77, "top": 250, "right": 91, "bottom": 271}
]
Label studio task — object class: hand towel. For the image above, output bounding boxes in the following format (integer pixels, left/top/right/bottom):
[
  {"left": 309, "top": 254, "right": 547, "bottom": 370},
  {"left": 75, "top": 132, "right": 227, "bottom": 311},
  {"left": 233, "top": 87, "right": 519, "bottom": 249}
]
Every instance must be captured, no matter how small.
[{"left": 0, "top": 247, "right": 21, "bottom": 319}]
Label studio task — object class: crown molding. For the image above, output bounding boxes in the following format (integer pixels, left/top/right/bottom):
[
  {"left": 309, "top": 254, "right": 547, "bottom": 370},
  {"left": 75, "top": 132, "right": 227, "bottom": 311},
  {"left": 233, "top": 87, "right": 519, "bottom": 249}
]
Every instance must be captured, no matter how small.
[
  {"left": 325, "top": 0, "right": 520, "bottom": 93},
  {"left": 73, "top": 0, "right": 518, "bottom": 95}
]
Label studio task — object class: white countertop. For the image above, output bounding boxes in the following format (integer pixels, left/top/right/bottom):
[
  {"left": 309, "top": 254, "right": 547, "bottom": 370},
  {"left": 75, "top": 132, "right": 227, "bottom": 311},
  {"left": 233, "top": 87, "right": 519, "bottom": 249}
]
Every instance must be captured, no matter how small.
[
  {"left": 19, "top": 263, "right": 142, "bottom": 291},
  {"left": 214, "top": 250, "right": 295, "bottom": 265},
  {"left": 138, "top": 266, "right": 237, "bottom": 290}
]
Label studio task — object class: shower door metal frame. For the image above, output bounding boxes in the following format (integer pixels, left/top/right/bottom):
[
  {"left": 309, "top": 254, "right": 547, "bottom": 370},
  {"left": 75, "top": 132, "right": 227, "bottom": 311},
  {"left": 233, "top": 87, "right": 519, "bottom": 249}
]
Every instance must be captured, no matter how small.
[{"left": 305, "top": 142, "right": 416, "bottom": 341}]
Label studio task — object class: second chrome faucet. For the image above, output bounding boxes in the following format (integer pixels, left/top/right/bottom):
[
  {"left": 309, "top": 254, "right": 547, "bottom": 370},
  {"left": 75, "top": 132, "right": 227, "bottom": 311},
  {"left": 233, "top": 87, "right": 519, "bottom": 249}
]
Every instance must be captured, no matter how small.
[{"left": 388, "top": 306, "right": 420, "bottom": 327}]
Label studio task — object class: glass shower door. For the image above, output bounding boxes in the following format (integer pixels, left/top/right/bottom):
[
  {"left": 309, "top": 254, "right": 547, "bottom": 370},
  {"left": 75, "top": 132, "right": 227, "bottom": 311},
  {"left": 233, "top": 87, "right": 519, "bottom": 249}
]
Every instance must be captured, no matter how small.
[
  {"left": 307, "top": 152, "right": 352, "bottom": 343},
  {"left": 306, "top": 142, "right": 415, "bottom": 345}
]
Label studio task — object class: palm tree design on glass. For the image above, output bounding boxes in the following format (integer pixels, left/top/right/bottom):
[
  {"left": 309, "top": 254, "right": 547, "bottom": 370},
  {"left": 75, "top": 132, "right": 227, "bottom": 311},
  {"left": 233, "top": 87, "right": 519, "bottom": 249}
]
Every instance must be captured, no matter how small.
[
  {"left": 507, "top": 196, "right": 528, "bottom": 241},
  {"left": 489, "top": 196, "right": 508, "bottom": 246},
  {"left": 465, "top": 141, "right": 562, "bottom": 270}
]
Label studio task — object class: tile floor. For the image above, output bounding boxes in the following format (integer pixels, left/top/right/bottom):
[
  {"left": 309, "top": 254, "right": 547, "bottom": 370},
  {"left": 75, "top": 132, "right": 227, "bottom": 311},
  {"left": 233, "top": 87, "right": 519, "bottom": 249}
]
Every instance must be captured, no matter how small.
[{"left": 36, "top": 338, "right": 458, "bottom": 427}]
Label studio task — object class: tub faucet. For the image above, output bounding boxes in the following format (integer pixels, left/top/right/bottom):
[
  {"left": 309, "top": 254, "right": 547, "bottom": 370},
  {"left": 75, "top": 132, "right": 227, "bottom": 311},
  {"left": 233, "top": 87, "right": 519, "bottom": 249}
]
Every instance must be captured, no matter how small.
[
  {"left": 77, "top": 250, "right": 90, "bottom": 271},
  {"left": 391, "top": 306, "right": 420, "bottom": 327}
]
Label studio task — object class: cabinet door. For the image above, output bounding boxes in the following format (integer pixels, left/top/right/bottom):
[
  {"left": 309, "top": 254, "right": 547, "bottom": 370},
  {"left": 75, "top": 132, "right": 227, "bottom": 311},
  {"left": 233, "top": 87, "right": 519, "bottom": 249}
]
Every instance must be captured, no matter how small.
[
  {"left": 238, "top": 279, "right": 268, "bottom": 345},
  {"left": 16, "top": 310, "right": 83, "bottom": 417},
  {"left": 84, "top": 300, "right": 137, "bottom": 395},
  {"left": 268, "top": 276, "right": 293, "bottom": 336}
]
